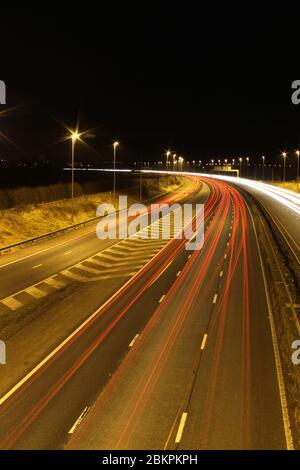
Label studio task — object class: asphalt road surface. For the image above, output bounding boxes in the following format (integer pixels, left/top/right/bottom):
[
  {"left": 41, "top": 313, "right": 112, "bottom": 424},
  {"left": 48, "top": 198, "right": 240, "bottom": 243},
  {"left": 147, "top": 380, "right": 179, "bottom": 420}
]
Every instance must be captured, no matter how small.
[{"left": 0, "top": 176, "right": 293, "bottom": 450}]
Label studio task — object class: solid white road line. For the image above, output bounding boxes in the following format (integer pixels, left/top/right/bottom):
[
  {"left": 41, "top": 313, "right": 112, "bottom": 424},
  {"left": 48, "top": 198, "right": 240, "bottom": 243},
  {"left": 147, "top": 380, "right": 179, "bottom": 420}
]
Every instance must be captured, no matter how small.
[
  {"left": 247, "top": 200, "right": 294, "bottom": 450},
  {"left": 129, "top": 334, "right": 139, "bottom": 348},
  {"left": 68, "top": 406, "right": 90, "bottom": 434},
  {"left": 175, "top": 412, "right": 188, "bottom": 444},
  {"left": 201, "top": 333, "right": 208, "bottom": 350},
  {"left": 213, "top": 294, "right": 218, "bottom": 304},
  {"left": 159, "top": 295, "right": 166, "bottom": 303}
]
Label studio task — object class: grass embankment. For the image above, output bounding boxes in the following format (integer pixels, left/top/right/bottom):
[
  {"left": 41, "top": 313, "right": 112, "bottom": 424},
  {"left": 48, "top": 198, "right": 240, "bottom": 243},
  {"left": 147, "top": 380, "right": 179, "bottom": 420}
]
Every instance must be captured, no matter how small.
[
  {"left": 269, "top": 181, "right": 300, "bottom": 194},
  {"left": 0, "top": 175, "right": 184, "bottom": 248}
]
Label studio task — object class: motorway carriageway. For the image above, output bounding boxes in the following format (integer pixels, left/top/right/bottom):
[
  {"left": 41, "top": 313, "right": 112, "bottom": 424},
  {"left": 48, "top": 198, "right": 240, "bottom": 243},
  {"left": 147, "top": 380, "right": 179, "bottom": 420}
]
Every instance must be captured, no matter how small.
[{"left": 0, "top": 176, "right": 293, "bottom": 449}]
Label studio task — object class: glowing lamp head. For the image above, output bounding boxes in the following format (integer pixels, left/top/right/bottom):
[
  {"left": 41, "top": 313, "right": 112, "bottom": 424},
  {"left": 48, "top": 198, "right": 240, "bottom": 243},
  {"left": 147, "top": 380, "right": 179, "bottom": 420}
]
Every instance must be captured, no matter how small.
[
  {"left": 71, "top": 131, "right": 80, "bottom": 141},
  {"left": 282, "top": 152, "right": 287, "bottom": 158},
  {"left": 113, "top": 141, "right": 119, "bottom": 148},
  {"left": 296, "top": 150, "right": 300, "bottom": 156}
]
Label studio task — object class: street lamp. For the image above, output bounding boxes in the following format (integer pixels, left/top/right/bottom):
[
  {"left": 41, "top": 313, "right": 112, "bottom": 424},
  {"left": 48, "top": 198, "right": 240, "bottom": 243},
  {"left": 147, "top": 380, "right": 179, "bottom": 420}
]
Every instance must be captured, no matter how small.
[
  {"left": 70, "top": 130, "right": 80, "bottom": 224},
  {"left": 296, "top": 150, "right": 300, "bottom": 183},
  {"left": 239, "top": 157, "right": 243, "bottom": 177},
  {"left": 166, "top": 150, "right": 171, "bottom": 170},
  {"left": 179, "top": 156, "right": 184, "bottom": 171},
  {"left": 262, "top": 156, "right": 265, "bottom": 180},
  {"left": 166, "top": 150, "right": 171, "bottom": 187},
  {"left": 113, "top": 141, "right": 119, "bottom": 205},
  {"left": 173, "top": 154, "right": 177, "bottom": 172},
  {"left": 246, "top": 157, "right": 249, "bottom": 178},
  {"left": 282, "top": 152, "right": 287, "bottom": 182}
]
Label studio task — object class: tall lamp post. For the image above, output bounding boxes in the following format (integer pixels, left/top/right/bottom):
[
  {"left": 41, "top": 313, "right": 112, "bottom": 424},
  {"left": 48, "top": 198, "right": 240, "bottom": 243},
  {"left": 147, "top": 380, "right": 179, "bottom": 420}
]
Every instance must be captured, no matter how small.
[
  {"left": 166, "top": 150, "right": 171, "bottom": 187},
  {"left": 282, "top": 152, "right": 287, "bottom": 182},
  {"left": 239, "top": 157, "right": 243, "bottom": 177},
  {"left": 296, "top": 150, "right": 300, "bottom": 184},
  {"left": 172, "top": 154, "right": 177, "bottom": 171},
  {"left": 246, "top": 157, "right": 249, "bottom": 178},
  {"left": 262, "top": 156, "right": 265, "bottom": 180},
  {"left": 113, "top": 141, "right": 119, "bottom": 205},
  {"left": 70, "top": 131, "right": 80, "bottom": 224}
]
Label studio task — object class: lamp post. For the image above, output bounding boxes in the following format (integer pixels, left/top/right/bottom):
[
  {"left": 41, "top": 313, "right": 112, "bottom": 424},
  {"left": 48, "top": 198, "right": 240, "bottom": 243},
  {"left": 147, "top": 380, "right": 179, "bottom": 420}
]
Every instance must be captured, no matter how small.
[
  {"left": 246, "top": 157, "right": 249, "bottom": 178},
  {"left": 166, "top": 150, "right": 171, "bottom": 187},
  {"left": 113, "top": 141, "right": 119, "bottom": 205},
  {"left": 70, "top": 131, "right": 80, "bottom": 224},
  {"left": 172, "top": 154, "right": 177, "bottom": 172},
  {"left": 139, "top": 161, "right": 143, "bottom": 200},
  {"left": 296, "top": 150, "right": 300, "bottom": 184},
  {"left": 262, "top": 156, "right": 265, "bottom": 180},
  {"left": 239, "top": 158, "right": 243, "bottom": 177},
  {"left": 282, "top": 152, "right": 287, "bottom": 182}
]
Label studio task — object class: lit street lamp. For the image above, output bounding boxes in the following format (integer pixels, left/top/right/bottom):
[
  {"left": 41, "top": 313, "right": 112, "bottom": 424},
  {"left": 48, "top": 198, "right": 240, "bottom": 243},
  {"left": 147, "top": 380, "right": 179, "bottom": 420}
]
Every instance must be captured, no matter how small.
[
  {"left": 172, "top": 154, "right": 177, "bottom": 172},
  {"left": 179, "top": 156, "right": 184, "bottom": 171},
  {"left": 166, "top": 150, "right": 171, "bottom": 187},
  {"left": 282, "top": 152, "right": 287, "bottom": 182},
  {"left": 70, "top": 130, "right": 80, "bottom": 224},
  {"left": 262, "top": 156, "right": 265, "bottom": 180},
  {"left": 113, "top": 141, "right": 119, "bottom": 205},
  {"left": 239, "top": 157, "right": 243, "bottom": 177},
  {"left": 296, "top": 150, "right": 300, "bottom": 183},
  {"left": 166, "top": 150, "right": 171, "bottom": 170}
]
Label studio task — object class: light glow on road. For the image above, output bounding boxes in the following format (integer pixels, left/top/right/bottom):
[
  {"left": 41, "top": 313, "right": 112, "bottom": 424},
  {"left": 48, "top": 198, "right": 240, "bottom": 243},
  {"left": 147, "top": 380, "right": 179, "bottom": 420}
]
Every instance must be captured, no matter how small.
[{"left": 141, "top": 170, "right": 300, "bottom": 216}]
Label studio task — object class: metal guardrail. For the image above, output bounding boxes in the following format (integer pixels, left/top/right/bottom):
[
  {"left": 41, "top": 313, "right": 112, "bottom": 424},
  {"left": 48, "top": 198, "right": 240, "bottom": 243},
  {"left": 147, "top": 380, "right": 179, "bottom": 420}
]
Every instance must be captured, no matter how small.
[{"left": 0, "top": 189, "right": 177, "bottom": 256}]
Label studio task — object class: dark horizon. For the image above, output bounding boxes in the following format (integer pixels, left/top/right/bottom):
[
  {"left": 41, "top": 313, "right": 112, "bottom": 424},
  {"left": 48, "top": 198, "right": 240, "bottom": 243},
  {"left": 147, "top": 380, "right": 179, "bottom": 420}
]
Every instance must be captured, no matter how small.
[{"left": 1, "top": 7, "right": 300, "bottom": 164}]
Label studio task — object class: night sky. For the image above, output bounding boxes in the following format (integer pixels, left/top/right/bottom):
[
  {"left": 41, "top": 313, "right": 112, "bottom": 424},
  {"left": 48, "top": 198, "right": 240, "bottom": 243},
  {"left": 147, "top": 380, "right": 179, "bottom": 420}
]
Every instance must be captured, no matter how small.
[{"left": 1, "top": 7, "right": 300, "bottom": 164}]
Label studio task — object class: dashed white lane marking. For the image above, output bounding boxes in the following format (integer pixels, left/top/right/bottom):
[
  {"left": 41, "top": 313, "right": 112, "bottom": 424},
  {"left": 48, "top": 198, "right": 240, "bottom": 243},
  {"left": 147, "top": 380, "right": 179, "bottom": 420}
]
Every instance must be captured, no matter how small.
[
  {"left": 68, "top": 406, "right": 91, "bottom": 434},
  {"left": 188, "top": 254, "right": 192, "bottom": 259},
  {"left": 64, "top": 251, "right": 72, "bottom": 255},
  {"left": 176, "top": 271, "right": 181, "bottom": 277},
  {"left": 213, "top": 294, "right": 218, "bottom": 304},
  {"left": 201, "top": 333, "right": 208, "bottom": 350},
  {"left": 25, "top": 286, "right": 46, "bottom": 299},
  {"left": 33, "top": 264, "right": 42, "bottom": 269},
  {"left": 45, "top": 277, "right": 65, "bottom": 289},
  {"left": 1, "top": 297, "right": 23, "bottom": 310},
  {"left": 219, "top": 270, "right": 223, "bottom": 277},
  {"left": 159, "top": 294, "right": 166, "bottom": 303},
  {"left": 175, "top": 412, "right": 188, "bottom": 443},
  {"left": 129, "top": 334, "right": 139, "bottom": 348},
  {"left": 224, "top": 254, "right": 227, "bottom": 259}
]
